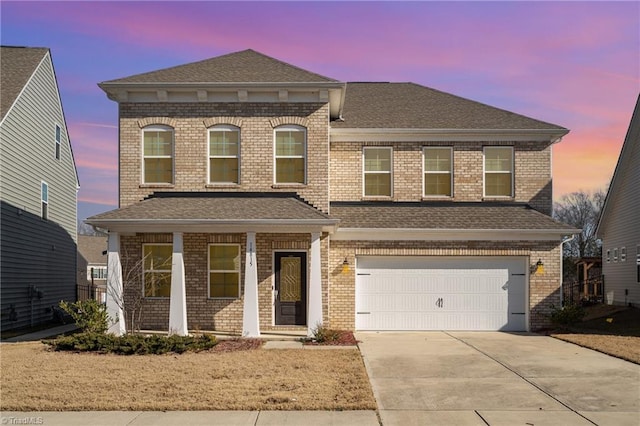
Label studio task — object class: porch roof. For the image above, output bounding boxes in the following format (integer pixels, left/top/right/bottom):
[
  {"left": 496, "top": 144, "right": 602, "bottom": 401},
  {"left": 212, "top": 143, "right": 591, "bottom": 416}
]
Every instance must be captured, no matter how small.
[
  {"left": 330, "top": 201, "right": 580, "bottom": 241},
  {"left": 86, "top": 192, "right": 338, "bottom": 234}
]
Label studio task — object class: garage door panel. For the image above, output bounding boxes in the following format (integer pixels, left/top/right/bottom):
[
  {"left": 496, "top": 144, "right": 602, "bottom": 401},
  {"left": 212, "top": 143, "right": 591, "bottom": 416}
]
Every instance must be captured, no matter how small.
[{"left": 355, "top": 256, "right": 527, "bottom": 331}]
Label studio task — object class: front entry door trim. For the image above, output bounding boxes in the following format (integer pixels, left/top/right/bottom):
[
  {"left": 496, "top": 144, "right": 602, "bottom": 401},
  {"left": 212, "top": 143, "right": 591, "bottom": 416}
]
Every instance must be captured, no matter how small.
[{"left": 273, "top": 251, "right": 307, "bottom": 326}]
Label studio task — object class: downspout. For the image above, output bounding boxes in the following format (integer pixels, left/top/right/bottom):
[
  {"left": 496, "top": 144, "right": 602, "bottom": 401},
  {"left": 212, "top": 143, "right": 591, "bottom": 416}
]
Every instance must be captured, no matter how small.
[{"left": 560, "top": 235, "right": 576, "bottom": 306}]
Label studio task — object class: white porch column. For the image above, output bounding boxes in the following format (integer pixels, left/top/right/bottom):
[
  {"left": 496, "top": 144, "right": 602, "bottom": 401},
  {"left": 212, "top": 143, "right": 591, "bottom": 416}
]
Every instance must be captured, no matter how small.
[
  {"left": 106, "top": 232, "right": 126, "bottom": 335},
  {"left": 168, "top": 232, "right": 188, "bottom": 336},
  {"left": 242, "top": 232, "right": 260, "bottom": 337},
  {"left": 308, "top": 232, "right": 323, "bottom": 337}
]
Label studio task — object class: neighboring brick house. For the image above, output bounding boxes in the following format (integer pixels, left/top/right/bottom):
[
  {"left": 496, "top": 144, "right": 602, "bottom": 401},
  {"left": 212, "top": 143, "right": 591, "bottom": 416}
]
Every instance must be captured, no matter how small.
[{"left": 87, "top": 49, "right": 578, "bottom": 336}]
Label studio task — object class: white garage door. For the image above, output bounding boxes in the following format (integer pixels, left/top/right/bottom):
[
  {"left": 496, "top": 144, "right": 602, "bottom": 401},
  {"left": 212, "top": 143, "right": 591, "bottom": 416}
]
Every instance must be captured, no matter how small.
[{"left": 355, "top": 256, "right": 527, "bottom": 331}]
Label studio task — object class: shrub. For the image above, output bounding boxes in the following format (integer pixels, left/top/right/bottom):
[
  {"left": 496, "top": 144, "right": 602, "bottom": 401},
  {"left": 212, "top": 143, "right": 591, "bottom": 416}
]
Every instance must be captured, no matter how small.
[
  {"left": 44, "top": 332, "right": 218, "bottom": 355},
  {"left": 306, "top": 325, "right": 357, "bottom": 345},
  {"left": 59, "top": 299, "right": 109, "bottom": 334},
  {"left": 550, "top": 304, "right": 585, "bottom": 326}
]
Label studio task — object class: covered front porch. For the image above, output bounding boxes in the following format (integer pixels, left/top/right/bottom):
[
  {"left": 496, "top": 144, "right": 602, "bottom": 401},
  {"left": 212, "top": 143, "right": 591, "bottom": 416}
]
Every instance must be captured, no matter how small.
[{"left": 86, "top": 193, "right": 338, "bottom": 337}]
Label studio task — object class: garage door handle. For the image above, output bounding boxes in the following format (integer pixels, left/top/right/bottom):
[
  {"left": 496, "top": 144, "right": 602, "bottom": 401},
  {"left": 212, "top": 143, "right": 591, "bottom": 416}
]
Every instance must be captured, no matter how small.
[{"left": 436, "top": 298, "right": 443, "bottom": 308}]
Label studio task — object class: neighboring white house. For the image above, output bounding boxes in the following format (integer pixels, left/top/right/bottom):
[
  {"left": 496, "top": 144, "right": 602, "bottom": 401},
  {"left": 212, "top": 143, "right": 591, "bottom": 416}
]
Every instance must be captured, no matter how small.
[
  {"left": 596, "top": 94, "right": 640, "bottom": 307},
  {"left": 0, "top": 46, "right": 79, "bottom": 331}
]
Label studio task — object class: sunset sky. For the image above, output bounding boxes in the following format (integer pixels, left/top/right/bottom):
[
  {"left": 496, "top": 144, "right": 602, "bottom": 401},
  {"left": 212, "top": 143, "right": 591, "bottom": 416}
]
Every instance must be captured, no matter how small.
[{"left": 2, "top": 1, "right": 638, "bottom": 221}]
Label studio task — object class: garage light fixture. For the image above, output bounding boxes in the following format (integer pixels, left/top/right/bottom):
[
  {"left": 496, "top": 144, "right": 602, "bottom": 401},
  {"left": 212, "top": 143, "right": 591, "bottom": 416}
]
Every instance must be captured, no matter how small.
[
  {"left": 535, "top": 259, "right": 544, "bottom": 275},
  {"left": 342, "top": 257, "right": 350, "bottom": 274}
]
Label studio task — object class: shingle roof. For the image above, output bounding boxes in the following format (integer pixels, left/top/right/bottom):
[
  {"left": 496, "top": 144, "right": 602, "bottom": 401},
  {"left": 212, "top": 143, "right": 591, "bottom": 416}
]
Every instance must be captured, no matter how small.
[
  {"left": 77, "top": 235, "right": 107, "bottom": 264},
  {"left": 332, "top": 82, "right": 567, "bottom": 131},
  {"left": 87, "top": 192, "right": 334, "bottom": 222},
  {"left": 101, "top": 49, "right": 338, "bottom": 85},
  {"left": 1, "top": 46, "right": 49, "bottom": 121},
  {"left": 330, "top": 201, "right": 577, "bottom": 231}
]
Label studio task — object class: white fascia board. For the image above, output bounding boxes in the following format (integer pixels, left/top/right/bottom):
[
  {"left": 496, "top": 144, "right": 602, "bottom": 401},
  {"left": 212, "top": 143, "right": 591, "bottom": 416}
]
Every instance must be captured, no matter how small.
[
  {"left": 331, "top": 228, "right": 580, "bottom": 241},
  {"left": 330, "top": 128, "right": 568, "bottom": 143},
  {"left": 85, "top": 219, "right": 339, "bottom": 234}
]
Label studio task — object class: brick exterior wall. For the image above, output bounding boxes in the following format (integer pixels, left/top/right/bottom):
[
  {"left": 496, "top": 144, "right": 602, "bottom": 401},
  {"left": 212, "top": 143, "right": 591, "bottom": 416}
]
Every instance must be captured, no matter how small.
[
  {"left": 119, "top": 102, "right": 330, "bottom": 212},
  {"left": 120, "top": 232, "right": 328, "bottom": 333},
  {"left": 329, "top": 141, "right": 553, "bottom": 215},
  {"left": 328, "top": 240, "right": 561, "bottom": 331}
]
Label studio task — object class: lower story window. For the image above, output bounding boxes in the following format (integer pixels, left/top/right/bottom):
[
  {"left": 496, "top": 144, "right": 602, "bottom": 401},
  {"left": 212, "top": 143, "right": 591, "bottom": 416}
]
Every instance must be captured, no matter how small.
[
  {"left": 143, "top": 244, "right": 172, "bottom": 297},
  {"left": 209, "top": 244, "right": 240, "bottom": 298}
]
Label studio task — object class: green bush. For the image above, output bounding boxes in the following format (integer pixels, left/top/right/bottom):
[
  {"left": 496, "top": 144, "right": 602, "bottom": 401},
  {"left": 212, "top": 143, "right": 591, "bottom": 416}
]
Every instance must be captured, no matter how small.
[
  {"left": 59, "top": 299, "right": 109, "bottom": 334},
  {"left": 550, "top": 304, "right": 585, "bottom": 325},
  {"left": 44, "top": 332, "right": 218, "bottom": 355}
]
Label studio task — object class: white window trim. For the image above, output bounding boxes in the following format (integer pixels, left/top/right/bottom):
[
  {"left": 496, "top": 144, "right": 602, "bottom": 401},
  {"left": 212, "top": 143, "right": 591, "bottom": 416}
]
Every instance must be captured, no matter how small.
[
  {"left": 273, "top": 125, "right": 307, "bottom": 185},
  {"left": 363, "top": 146, "right": 393, "bottom": 198},
  {"left": 613, "top": 247, "right": 619, "bottom": 262},
  {"left": 141, "top": 125, "right": 175, "bottom": 185},
  {"left": 208, "top": 243, "right": 241, "bottom": 299},
  {"left": 208, "top": 124, "right": 240, "bottom": 185},
  {"left": 621, "top": 246, "right": 626, "bottom": 262},
  {"left": 483, "top": 146, "right": 514, "bottom": 198},
  {"left": 606, "top": 249, "right": 611, "bottom": 263},
  {"left": 88, "top": 266, "right": 108, "bottom": 281},
  {"left": 423, "top": 146, "right": 453, "bottom": 198},
  {"left": 55, "top": 124, "right": 61, "bottom": 160},
  {"left": 142, "top": 243, "right": 172, "bottom": 298},
  {"left": 40, "top": 181, "right": 49, "bottom": 220}
]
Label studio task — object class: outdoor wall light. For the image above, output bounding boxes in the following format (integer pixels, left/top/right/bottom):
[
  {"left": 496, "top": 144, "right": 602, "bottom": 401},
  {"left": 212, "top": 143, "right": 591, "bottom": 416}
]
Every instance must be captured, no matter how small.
[
  {"left": 535, "top": 259, "right": 544, "bottom": 275},
  {"left": 342, "top": 257, "right": 350, "bottom": 274}
]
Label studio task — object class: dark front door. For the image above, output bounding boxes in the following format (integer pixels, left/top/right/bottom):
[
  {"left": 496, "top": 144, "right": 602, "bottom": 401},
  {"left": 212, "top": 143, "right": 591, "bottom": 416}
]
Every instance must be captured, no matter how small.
[{"left": 275, "top": 252, "right": 307, "bottom": 325}]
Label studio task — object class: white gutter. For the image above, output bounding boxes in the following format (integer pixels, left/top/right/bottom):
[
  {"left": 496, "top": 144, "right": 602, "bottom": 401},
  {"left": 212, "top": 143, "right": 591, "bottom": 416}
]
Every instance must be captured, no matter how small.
[
  {"left": 560, "top": 234, "right": 577, "bottom": 306},
  {"left": 330, "top": 128, "right": 568, "bottom": 143},
  {"left": 332, "top": 227, "right": 580, "bottom": 242}
]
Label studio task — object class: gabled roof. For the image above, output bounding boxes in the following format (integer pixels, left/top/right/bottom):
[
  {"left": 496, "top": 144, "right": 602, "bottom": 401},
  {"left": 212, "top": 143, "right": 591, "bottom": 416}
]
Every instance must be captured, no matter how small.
[
  {"left": 101, "top": 49, "right": 338, "bottom": 84},
  {"left": 596, "top": 93, "right": 640, "bottom": 238},
  {"left": 86, "top": 192, "right": 339, "bottom": 233},
  {"left": 332, "top": 82, "right": 567, "bottom": 132},
  {"left": 1, "top": 46, "right": 49, "bottom": 121}
]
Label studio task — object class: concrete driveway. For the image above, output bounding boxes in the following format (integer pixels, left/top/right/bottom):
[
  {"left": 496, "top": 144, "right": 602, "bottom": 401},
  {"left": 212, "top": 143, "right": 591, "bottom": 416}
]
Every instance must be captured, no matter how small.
[{"left": 357, "top": 332, "right": 639, "bottom": 426}]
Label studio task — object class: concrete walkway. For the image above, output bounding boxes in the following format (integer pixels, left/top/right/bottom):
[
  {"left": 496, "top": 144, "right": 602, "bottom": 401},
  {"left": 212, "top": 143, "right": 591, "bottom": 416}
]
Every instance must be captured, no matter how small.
[
  {"left": 357, "top": 331, "right": 640, "bottom": 426},
  {"left": 1, "top": 323, "right": 78, "bottom": 342}
]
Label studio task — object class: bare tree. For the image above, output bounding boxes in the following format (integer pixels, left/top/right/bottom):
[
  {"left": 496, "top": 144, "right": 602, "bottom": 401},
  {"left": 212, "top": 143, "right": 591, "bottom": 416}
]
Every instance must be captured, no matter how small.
[{"left": 553, "top": 189, "right": 607, "bottom": 259}]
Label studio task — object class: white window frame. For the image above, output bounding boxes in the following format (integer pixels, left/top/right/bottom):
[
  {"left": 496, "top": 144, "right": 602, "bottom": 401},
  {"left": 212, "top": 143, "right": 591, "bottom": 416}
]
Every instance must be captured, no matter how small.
[
  {"left": 88, "top": 266, "right": 108, "bottom": 280},
  {"left": 423, "top": 147, "right": 453, "bottom": 198},
  {"left": 363, "top": 146, "right": 393, "bottom": 198},
  {"left": 613, "top": 247, "right": 619, "bottom": 262},
  {"left": 483, "top": 146, "right": 514, "bottom": 198},
  {"left": 208, "top": 125, "right": 240, "bottom": 184},
  {"left": 55, "top": 124, "right": 61, "bottom": 160},
  {"left": 621, "top": 246, "right": 626, "bottom": 262},
  {"left": 208, "top": 243, "right": 241, "bottom": 299},
  {"left": 41, "top": 181, "right": 48, "bottom": 220},
  {"left": 273, "top": 125, "right": 307, "bottom": 185},
  {"left": 142, "top": 243, "right": 172, "bottom": 298},
  {"left": 606, "top": 249, "right": 611, "bottom": 263},
  {"left": 142, "top": 125, "right": 174, "bottom": 184}
]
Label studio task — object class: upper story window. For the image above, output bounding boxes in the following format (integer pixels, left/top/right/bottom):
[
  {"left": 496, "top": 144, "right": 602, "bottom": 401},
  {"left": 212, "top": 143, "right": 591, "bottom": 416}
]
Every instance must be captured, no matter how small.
[
  {"left": 55, "top": 124, "right": 61, "bottom": 160},
  {"left": 142, "top": 125, "right": 174, "bottom": 184},
  {"left": 208, "top": 244, "right": 241, "bottom": 298},
  {"left": 209, "top": 125, "right": 240, "bottom": 184},
  {"left": 484, "top": 147, "right": 513, "bottom": 197},
  {"left": 274, "top": 125, "right": 306, "bottom": 184},
  {"left": 143, "top": 244, "right": 172, "bottom": 298},
  {"left": 41, "top": 181, "right": 48, "bottom": 220},
  {"left": 424, "top": 147, "right": 452, "bottom": 197},
  {"left": 363, "top": 147, "right": 392, "bottom": 197}
]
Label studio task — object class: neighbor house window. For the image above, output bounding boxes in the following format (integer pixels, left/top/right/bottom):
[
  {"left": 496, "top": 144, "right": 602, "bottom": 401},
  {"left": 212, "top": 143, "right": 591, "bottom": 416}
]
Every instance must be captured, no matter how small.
[
  {"left": 89, "top": 267, "right": 107, "bottom": 280},
  {"left": 613, "top": 248, "right": 619, "bottom": 262},
  {"left": 142, "top": 125, "right": 174, "bottom": 184},
  {"left": 274, "top": 125, "right": 306, "bottom": 184},
  {"left": 424, "top": 147, "right": 452, "bottom": 197},
  {"left": 484, "top": 147, "right": 513, "bottom": 197},
  {"left": 606, "top": 249, "right": 611, "bottom": 263},
  {"left": 363, "top": 147, "right": 392, "bottom": 197},
  {"left": 55, "top": 124, "right": 61, "bottom": 160},
  {"left": 41, "top": 181, "right": 48, "bottom": 220},
  {"left": 143, "top": 244, "right": 172, "bottom": 297},
  {"left": 636, "top": 245, "right": 640, "bottom": 283},
  {"left": 209, "top": 125, "right": 240, "bottom": 184},
  {"left": 621, "top": 247, "right": 626, "bottom": 262},
  {"left": 208, "top": 244, "right": 240, "bottom": 298}
]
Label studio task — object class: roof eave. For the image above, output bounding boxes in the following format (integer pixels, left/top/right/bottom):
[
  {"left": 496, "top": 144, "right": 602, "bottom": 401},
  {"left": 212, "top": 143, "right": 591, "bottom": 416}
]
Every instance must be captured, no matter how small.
[
  {"left": 332, "top": 227, "right": 580, "bottom": 241},
  {"left": 330, "top": 128, "right": 569, "bottom": 143}
]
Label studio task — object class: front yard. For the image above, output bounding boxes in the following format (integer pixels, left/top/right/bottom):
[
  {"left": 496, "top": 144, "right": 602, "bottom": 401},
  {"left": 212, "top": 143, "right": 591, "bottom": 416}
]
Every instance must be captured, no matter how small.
[
  {"left": 550, "top": 305, "right": 640, "bottom": 364},
  {"left": 0, "top": 341, "right": 376, "bottom": 411}
]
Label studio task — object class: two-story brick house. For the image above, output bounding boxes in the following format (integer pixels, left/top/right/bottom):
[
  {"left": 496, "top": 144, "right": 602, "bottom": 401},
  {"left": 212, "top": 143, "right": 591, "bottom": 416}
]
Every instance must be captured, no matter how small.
[{"left": 88, "top": 49, "right": 578, "bottom": 336}]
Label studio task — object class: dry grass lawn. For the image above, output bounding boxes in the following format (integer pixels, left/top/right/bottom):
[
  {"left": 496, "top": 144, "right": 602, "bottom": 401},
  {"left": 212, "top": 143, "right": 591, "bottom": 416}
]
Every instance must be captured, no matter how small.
[
  {"left": 550, "top": 333, "right": 640, "bottom": 364},
  {"left": 0, "top": 342, "right": 376, "bottom": 411}
]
